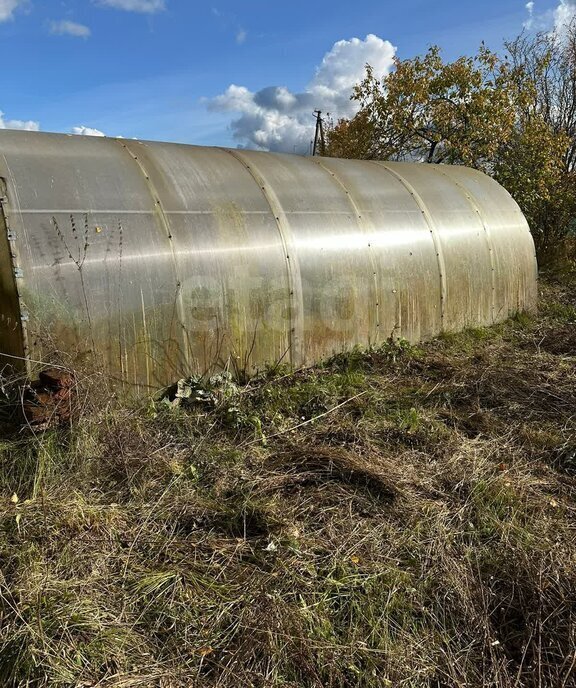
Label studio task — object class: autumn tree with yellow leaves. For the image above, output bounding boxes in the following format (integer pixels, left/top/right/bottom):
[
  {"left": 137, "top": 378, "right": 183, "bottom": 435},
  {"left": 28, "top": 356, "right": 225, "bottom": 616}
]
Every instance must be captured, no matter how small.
[{"left": 326, "top": 24, "right": 576, "bottom": 266}]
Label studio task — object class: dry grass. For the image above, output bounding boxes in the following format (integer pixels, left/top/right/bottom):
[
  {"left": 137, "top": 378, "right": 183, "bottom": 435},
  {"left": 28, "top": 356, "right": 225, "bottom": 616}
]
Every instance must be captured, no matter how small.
[{"left": 0, "top": 276, "right": 575, "bottom": 687}]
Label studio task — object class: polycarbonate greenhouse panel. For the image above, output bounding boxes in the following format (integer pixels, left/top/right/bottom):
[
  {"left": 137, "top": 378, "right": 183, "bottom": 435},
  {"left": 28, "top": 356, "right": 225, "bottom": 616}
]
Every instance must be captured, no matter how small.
[{"left": 0, "top": 130, "right": 538, "bottom": 389}]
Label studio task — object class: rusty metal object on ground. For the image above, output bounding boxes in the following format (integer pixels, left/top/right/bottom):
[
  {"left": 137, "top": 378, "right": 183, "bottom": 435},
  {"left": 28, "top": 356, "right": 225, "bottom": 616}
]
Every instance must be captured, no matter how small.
[
  {"left": 23, "top": 368, "right": 76, "bottom": 427},
  {"left": 0, "top": 130, "right": 538, "bottom": 390}
]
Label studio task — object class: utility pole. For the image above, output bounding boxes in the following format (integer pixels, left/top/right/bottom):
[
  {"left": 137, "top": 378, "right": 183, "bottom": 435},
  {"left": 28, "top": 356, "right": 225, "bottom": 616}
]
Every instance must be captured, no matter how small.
[{"left": 312, "top": 110, "right": 325, "bottom": 156}]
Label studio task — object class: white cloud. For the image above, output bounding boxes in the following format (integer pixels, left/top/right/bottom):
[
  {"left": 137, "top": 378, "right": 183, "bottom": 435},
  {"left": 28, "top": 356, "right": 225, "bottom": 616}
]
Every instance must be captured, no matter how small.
[
  {"left": 0, "top": 0, "right": 25, "bottom": 22},
  {"left": 208, "top": 34, "right": 396, "bottom": 153},
  {"left": 524, "top": 1, "right": 535, "bottom": 28},
  {"left": 0, "top": 109, "right": 39, "bottom": 131},
  {"left": 48, "top": 20, "right": 91, "bottom": 38},
  {"left": 527, "top": 1, "right": 576, "bottom": 33},
  {"left": 95, "top": 0, "right": 165, "bottom": 13},
  {"left": 554, "top": 0, "right": 576, "bottom": 32},
  {"left": 71, "top": 126, "right": 106, "bottom": 136},
  {"left": 212, "top": 7, "right": 247, "bottom": 46},
  {"left": 0, "top": 112, "right": 108, "bottom": 137}
]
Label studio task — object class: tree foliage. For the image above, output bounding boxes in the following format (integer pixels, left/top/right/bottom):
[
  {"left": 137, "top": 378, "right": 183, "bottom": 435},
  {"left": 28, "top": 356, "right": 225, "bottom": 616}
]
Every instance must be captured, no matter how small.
[
  {"left": 500, "top": 26, "right": 576, "bottom": 262},
  {"left": 325, "top": 24, "right": 576, "bottom": 267},
  {"left": 340, "top": 45, "right": 516, "bottom": 167}
]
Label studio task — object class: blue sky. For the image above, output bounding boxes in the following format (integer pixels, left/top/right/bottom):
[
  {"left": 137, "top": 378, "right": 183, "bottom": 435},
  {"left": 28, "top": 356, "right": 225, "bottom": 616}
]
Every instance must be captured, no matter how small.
[{"left": 0, "top": 0, "right": 571, "bottom": 151}]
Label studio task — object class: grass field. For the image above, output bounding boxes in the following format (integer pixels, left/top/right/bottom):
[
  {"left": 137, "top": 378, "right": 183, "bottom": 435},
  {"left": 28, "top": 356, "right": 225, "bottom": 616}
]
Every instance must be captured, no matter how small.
[{"left": 0, "top": 276, "right": 575, "bottom": 688}]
